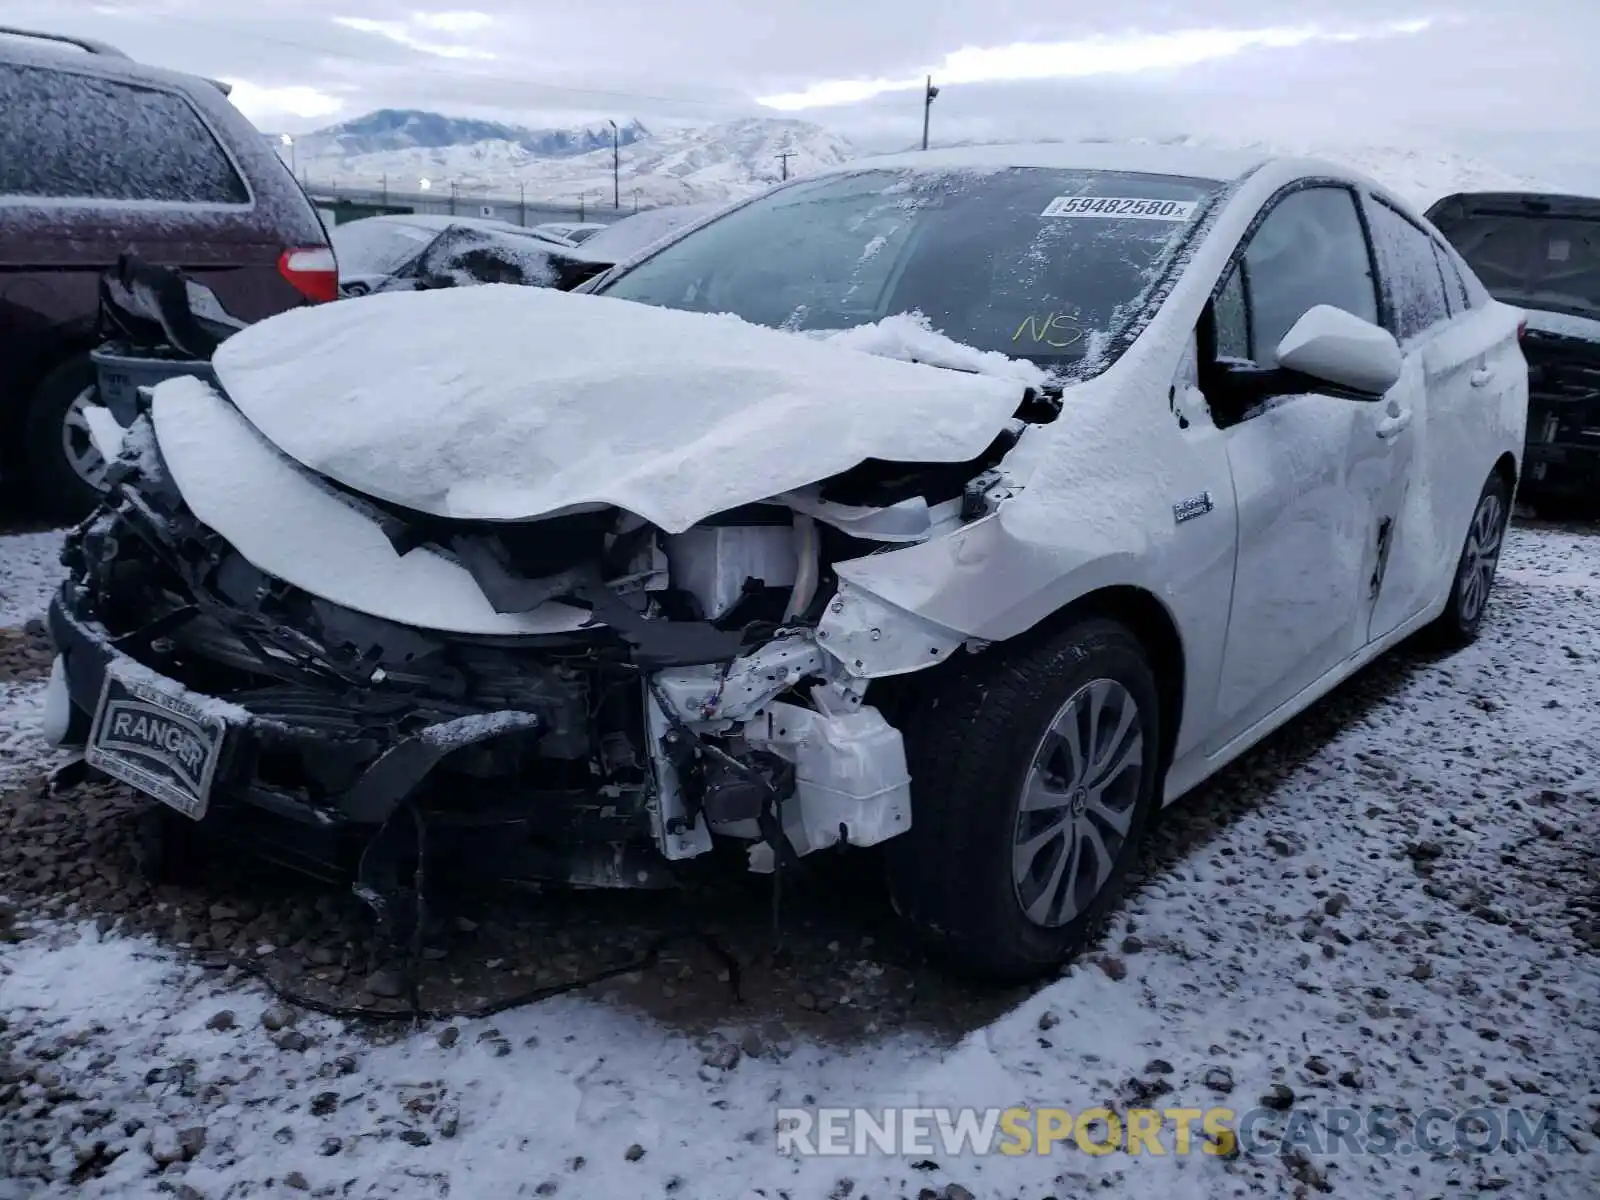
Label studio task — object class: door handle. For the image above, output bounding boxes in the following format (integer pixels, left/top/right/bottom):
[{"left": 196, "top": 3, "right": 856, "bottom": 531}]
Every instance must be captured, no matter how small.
[
  {"left": 1470, "top": 366, "right": 1495, "bottom": 388},
  {"left": 1376, "top": 408, "right": 1413, "bottom": 439}
]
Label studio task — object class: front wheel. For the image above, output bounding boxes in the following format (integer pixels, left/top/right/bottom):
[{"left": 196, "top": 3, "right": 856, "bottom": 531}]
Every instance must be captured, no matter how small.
[
  {"left": 887, "top": 617, "right": 1163, "bottom": 981},
  {"left": 1431, "top": 473, "right": 1511, "bottom": 647}
]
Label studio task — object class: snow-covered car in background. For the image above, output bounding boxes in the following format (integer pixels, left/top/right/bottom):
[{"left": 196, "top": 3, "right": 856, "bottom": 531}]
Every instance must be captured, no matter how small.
[
  {"left": 329, "top": 213, "right": 586, "bottom": 296},
  {"left": 531, "top": 221, "right": 608, "bottom": 245},
  {"left": 1428, "top": 191, "right": 1599, "bottom": 505},
  {"left": 557, "top": 203, "right": 723, "bottom": 270},
  {"left": 44, "top": 146, "right": 1528, "bottom": 980}
]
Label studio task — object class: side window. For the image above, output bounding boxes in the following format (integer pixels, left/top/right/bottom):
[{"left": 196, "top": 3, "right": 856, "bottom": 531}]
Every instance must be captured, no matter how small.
[
  {"left": 0, "top": 63, "right": 248, "bottom": 204},
  {"left": 1366, "top": 200, "right": 1451, "bottom": 340},
  {"left": 1235, "top": 187, "right": 1379, "bottom": 367},
  {"left": 1432, "top": 241, "right": 1473, "bottom": 315},
  {"left": 1213, "top": 266, "right": 1250, "bottom": 361}
]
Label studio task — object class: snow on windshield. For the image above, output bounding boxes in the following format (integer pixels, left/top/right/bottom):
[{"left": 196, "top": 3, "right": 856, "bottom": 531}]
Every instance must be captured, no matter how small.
[
  {"left": 575, "top": 203, "right": 723, "bottom": 263},
  {"left": 330, "top": 218, "right": 436, "bottom": 279},
  {"left": 812, "top": 312, "right": 1047, "bottom": 387},
  {"left": 598, "top": 168, "right": 1219, "bottom": 377}
]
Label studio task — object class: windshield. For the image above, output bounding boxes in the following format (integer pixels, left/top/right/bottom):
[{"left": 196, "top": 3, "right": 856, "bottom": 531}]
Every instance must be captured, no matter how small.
[
  {"left": 330, "top": 219, "right": 438, "bottom": 279},
  {"left": 1430, "top": 207, "right": 1600, "bottom": 320},
  {"left": 598, "top": 168, "right": 1221, "bottom": 372}
]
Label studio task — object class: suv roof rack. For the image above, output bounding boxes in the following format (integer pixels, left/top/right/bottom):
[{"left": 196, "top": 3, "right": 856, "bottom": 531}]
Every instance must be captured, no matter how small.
[
  {"left": 0, "top": 25, "right": 232, "bottom": 93},
  {"left": 0, "top": 25, "right": 132, "bottom": 59}
]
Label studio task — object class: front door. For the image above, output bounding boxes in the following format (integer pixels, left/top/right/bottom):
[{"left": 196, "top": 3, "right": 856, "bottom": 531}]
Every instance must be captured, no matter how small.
[{"left": 1203, "top": 184, "right": 1401, "bottom": 747}]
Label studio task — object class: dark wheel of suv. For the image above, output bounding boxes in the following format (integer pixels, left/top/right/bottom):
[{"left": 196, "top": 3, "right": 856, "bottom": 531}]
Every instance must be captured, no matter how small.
[
  {"left": 1431, "top": 472, "right": 1511, "bottom": 647},
  {"left": 22, "top": 355, "right": 111, "bottom": 522},
  {"left": 886, "top": 617, "right": 1162, "bottom": 981}
]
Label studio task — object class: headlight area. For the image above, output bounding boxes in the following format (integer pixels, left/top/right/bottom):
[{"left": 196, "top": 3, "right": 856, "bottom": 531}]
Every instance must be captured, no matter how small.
[{"left": 644, "top": 633, "right": 914, "bottom": 871}]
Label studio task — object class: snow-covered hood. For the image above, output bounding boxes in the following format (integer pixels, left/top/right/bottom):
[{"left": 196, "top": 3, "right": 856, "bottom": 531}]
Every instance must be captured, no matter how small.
[{"left": 207, "top": 286, "right": 1035, "bottom": 533}]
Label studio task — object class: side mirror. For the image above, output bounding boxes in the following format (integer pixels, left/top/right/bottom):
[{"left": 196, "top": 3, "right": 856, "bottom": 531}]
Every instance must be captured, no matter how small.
[{"left": 1275, "top": 305, "right": 1402, "bottom": 398}]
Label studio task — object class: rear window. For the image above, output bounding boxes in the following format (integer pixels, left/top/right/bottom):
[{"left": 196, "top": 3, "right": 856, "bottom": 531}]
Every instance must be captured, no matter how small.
[
  {"left": 0, "top": 62, "right": 249, "bottom": 205},
  {"left": 330, "top": 219, "right": 439, "bottom": 278},
  {"left": 1431, "top": 205, "right": 1600, "bottom": 321}
]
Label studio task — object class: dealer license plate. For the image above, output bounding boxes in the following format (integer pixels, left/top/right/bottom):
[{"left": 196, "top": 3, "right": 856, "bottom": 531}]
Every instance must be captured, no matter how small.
[{"left": 86, "top": 667, "right": 227, "bottom": 819}]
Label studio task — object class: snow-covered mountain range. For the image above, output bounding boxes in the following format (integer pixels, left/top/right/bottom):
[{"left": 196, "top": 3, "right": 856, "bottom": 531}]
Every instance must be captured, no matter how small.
[
  {"left": 289, "top": 111, "right": 1560, "bottom": 212},
  {"left": 294, "top": 114, "right": 855, "bottom": 207}
]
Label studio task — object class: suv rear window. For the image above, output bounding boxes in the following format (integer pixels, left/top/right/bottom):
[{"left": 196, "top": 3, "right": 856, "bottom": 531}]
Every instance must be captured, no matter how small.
[
  {"left": 1430, "top": 203, "right": 1600, "bottom": 322},
  {"left": 0, "top": 63, "right": 249, "bottom": 205}
]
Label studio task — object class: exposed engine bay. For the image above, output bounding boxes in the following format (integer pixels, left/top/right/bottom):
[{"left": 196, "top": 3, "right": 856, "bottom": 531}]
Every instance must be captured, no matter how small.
[{"left": 47, "top": 374, "right": 1058, "bottom": 895}]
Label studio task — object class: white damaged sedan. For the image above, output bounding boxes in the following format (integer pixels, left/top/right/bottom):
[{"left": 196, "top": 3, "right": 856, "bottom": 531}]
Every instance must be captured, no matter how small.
[{"left": 45, "top": 145, "right": 1528, "bottom": 979}]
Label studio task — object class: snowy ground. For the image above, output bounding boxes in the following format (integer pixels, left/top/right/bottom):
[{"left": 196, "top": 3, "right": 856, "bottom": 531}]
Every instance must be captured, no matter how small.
[{"left": 1, "top": 518, "right": 1597, "bottom": 1199}]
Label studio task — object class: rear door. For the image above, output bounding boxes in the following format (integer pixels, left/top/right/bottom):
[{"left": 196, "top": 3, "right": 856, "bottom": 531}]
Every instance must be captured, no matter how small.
[{"left": 1359, "top": 196, "right": 1479, "bottom": 642}]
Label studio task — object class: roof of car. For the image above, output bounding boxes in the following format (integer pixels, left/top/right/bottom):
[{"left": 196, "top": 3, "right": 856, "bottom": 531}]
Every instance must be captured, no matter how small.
[
  {"left": 373, "top": 214, "right": 572, "bottom": 245},
  {"left": 0, "top": 26, "right": 233, "bottom": 97},
  {"left": 826, "top": 142, "right": 1276, "bottom": 184}
]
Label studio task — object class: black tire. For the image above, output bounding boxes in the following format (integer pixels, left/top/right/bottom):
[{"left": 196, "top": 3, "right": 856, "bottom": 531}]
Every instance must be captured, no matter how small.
[
  {"left": 1430, "top": 472, "right": 1511, "bottom": 648},
  {"left": 22, "top": 355, "right": 105, "bottom": 523},
  {"left": 886, "top": 617, "right": 1163, "bottom": 982}
]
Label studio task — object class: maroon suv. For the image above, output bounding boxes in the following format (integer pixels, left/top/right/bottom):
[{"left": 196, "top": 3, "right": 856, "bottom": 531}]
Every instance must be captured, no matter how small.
[{"left": 0, "top": 28, "right": 336, "bottom": 519}]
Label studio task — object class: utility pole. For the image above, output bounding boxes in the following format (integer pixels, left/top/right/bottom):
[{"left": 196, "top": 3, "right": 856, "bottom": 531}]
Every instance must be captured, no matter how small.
[
  {"left": 775, "top": 150, "right": 795, "bottom": 181},
  {"left": 608, "top": 119, "right": 620, "bottom": 209},
  {"left": 519, "top": 182, "right": 526, "bottom": 227},
  {"left": 578, "top": 192, "right": 585, "bottom": 222},
  {"left": 921, "top": 76, "right": 940, "bottom": 151},
  {"left": 449, "top": 180, "right": 458, "bottom": 215},
  {"left": 380, "top": 174, "right": 388, "bottom": 207}
]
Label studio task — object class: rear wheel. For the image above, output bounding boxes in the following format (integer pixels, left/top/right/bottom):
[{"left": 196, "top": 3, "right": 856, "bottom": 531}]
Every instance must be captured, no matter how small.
[
  {"left": 886, "top": 617, "right": 1163, "bottom": 981},
  {"left": 22, "top": 355, "right": 110, "bottom": 522},
  {"left": 1431, "top": 473, "right": 1511, "bottom": 647}
]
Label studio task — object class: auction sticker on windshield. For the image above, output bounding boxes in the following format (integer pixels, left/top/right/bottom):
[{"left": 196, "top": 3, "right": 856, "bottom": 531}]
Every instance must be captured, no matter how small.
[
  {"left": 1042, "top": 196, "right": 1198, "bottom": 220},
  {"left": 86, "top": 665, "right": 227, "bottom": 819}
]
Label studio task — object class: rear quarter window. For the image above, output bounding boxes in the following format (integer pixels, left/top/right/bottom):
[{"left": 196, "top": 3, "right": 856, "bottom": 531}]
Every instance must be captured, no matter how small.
[{"left": 0, "top": 62, "right": 249, "bottom": 205}]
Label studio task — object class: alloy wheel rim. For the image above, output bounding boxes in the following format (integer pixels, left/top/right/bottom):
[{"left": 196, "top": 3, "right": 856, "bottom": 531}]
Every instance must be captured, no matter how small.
[
  {"left": 60, "top": 387, "right": 111, "bottom": 490},
  {"left": 1458, "top": 492, "right": 1505, "bottom": 625},
  {"left": 1011, "top": 677, "right": 1144, "bottom": 928}
]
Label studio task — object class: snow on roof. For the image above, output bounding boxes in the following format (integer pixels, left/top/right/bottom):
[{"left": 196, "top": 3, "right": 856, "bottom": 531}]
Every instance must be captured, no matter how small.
[
  {"left": 205, "top": 285, "right": 1031, "bottom": 532},
  {"left": 826, "top": 141, "right": 1273, "bottom": 183}
]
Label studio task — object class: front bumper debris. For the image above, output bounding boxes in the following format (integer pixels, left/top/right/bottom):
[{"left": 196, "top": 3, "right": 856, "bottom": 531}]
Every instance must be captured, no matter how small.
[{"left": 46, "top": 421, "right": 918, "bottom": 890}]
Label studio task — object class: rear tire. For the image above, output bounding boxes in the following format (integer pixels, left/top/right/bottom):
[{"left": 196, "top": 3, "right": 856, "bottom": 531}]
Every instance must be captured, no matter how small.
[
  {"left": 1430, "top": 472, "right": 1511, "bottom": 648},
  {"left": 22, "top": 355, "right": 108, "bottom": 523},
  {"left": 886, "top": 617, "right": 1163, "bottom": 981}
]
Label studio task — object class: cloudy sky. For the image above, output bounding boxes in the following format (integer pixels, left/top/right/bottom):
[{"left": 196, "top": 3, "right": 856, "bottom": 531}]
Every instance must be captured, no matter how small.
[{"left": 1, "top": 0, "right": 1591, "bottom": 172}]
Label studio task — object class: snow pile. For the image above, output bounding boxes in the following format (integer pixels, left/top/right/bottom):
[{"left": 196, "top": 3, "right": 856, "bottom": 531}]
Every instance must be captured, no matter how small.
[
  {"left": 203, "top": 285, "right": 1028, "bottom": 531},
  {"left": 0, "top": 680, "right": 63, "bottom": 791},
  {"left": 0, "top": 530, "right": 65, "bottom": 628},
  {"left": 814, "top": 313, "right": 1049, "bottom": 388}
]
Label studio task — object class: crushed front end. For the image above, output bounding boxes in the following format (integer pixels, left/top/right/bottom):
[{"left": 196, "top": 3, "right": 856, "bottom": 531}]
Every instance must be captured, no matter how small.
[{"left": 43, "top": 408, "right": 1032, "bottom": 890}]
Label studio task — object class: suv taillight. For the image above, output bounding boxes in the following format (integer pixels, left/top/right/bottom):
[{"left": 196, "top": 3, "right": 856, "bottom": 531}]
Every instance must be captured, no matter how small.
[{"left": 278, "top": 246, "right": 339, "bottom": 304}]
